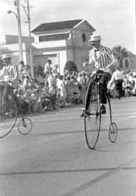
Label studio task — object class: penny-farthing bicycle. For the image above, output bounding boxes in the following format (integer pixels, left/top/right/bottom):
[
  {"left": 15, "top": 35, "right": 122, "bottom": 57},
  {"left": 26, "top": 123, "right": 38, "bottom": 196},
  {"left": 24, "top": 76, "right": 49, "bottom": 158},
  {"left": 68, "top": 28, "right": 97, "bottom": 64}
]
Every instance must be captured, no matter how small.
[
  {"left": 0, "top": 84, "right": 32, "bottom": 138},
  {"left": 84, "top": 71, "right": 118, "bottom": 150}
]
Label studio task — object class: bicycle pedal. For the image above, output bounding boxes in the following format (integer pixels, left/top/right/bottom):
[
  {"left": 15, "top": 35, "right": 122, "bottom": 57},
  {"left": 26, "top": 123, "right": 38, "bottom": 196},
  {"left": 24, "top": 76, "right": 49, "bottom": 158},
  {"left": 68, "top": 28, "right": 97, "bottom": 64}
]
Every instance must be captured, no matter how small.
[{"left": 85, "top": 111, "right": 91, "bottom": 116}]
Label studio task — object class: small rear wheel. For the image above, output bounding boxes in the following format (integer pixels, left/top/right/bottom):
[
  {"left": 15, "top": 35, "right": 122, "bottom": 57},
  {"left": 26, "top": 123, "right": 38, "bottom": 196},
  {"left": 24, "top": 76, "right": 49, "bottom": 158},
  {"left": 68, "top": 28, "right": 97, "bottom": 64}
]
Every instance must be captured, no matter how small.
[
  {"left": 18, "top": 117, "right": 32, "bottom": 135},
  {"left": 109, "top": 122, "right": 118, "bottom": 143}
]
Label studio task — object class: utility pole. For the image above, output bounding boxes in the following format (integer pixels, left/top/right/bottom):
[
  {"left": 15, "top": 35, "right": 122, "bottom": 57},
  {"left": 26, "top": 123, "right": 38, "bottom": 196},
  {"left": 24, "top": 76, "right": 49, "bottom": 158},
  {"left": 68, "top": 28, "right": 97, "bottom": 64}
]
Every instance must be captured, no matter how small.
[
  {"left": 14, "top": 0, "right": 23, "bottom": 61},
  {"left": 27, "top": 0, "right": 34, "bottom": 78},
  {"left": 22, "top": 0, "right": 34, "bottom": 78},
  {"left": 8, "top": 0, "right": 23, "bottom": 61}
]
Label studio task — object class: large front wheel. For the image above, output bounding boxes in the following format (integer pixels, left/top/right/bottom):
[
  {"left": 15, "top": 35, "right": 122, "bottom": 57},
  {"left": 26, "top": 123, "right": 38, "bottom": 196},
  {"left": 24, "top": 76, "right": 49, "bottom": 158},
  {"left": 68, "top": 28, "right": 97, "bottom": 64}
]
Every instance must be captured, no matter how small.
[
  {"left": 0, "top": 99, "right": 17, "bottom": 138},
  {"left": 84, "top": 81, "right": 101, "bottom": 150}
]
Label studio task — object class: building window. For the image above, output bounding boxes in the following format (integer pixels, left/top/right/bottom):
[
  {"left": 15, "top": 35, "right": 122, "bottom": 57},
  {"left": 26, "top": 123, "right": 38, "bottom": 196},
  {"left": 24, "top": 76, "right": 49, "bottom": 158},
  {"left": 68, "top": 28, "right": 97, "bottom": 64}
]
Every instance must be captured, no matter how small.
[
  {"left": 39, "top": 33, "right": 69, "bottom": 42},
  {"left": 82, "top": 33, "right": 86, "bottom": 42}
]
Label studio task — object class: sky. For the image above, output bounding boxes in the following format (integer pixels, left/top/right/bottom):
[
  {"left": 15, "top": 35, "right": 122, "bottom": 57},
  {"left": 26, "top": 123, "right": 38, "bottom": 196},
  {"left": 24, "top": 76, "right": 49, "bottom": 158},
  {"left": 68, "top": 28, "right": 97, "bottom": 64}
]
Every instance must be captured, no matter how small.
[{"left": 0, "top": 0, "right": 136, "bottom": 54}]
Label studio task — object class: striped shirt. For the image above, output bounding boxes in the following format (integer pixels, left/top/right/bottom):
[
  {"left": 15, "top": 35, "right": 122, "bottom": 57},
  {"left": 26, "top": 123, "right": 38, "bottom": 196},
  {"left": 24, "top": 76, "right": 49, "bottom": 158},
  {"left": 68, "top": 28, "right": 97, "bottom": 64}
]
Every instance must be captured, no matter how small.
[{"left": 89, "top": 45, "right": 117, "bottom": 74}]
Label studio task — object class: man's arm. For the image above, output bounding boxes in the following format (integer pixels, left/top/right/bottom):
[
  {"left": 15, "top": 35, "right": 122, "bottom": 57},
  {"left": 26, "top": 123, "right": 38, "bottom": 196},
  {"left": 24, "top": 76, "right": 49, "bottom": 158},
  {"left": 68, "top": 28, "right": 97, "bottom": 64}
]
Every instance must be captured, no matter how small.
[
  {"left": 83, "top": 50, "right": 95, "bottom": 68},
  {"left": 107, "top": 72, "right": 116, "bottom": 89},
  {"left": 105, "top": 47, "right": 118, "bottom": 70},
  {"left": 0, "top": 67, "right": 6, "bottom": 82}
]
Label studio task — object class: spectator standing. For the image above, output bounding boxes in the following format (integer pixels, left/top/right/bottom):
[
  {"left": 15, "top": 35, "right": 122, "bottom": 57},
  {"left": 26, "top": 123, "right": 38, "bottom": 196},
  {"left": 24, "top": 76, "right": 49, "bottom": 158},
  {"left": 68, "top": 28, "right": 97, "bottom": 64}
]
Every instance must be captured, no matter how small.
[
  {"left": 44, "top": 59, "right": 53, "bottom": 75},
  {"left": 56, "top": 75, "right": 66, "bottom": 107},
  {"left": 44, "top": 59, "right": 53, "bottom": 87},
  {"left": 52, "top": 64, "right": 59, "bottom": 76},
  {"left": 22, "top": 75, "right": 30, "bottom": 90},
  {"left": 108, "top": 66, "right": 124, "bottom": 98},
  {"left": 48, "top": 72, "right": 57, "bottom": 109},
  {"left": 77, "top": 71, "right": 87, "bottom": 103},
  {"left": 18, "top": 60, "right": 26, "bottom": 81},
  {"left": 131, "top": 73, "right": 136, "bottom": 96},
  {"left": 123, "top": 72, "right": 134, "bottom": 96}
]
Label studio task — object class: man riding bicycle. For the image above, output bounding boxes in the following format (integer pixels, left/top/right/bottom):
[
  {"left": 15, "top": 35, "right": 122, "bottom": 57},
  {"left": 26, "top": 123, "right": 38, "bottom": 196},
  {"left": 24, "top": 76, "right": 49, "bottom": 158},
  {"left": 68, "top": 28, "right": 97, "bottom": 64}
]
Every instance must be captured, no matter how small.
[
  {"left": 81, "top": 34, "right": 117, "bottom": 115},
  {"left": 0, "top": 54, "right": 18, "bottom": 85},
  {"left": 0, "top": 54, "right": 19, "bottom": 112}
]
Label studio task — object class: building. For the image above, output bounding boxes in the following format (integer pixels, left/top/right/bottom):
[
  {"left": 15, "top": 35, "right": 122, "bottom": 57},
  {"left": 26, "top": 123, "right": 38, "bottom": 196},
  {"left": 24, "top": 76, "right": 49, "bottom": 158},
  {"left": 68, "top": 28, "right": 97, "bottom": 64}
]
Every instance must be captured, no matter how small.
[
  {"left": 0, "top": 19, "right": 95, "bottom": 74},
  {"left": 126, "top": 52, "right": 136, "bottom": 71},
  {"left": 0, "top": 34, "right": 34, "bottom": 66},
  {"left": 31, "top": 19, "right": 95, "bottom": 74},
  {"left": 1, "top": 19, "right": 135, "bottom": 74}
]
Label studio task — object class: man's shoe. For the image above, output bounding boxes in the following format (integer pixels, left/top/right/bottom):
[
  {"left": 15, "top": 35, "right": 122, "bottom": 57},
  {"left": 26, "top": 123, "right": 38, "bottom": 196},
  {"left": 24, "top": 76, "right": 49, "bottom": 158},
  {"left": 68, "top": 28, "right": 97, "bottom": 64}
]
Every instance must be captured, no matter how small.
[
  {"left": 80, "top": 108, "right": 85, "bottom": 117},
  {"left": 100, "top": 104, "right": 106, "bottom": 114},
  {"left": 80, "top": 112, "right": 84, "bottom": 117},
  {"left": 80, "top": 110, "right": 90, "bottom": 117}
]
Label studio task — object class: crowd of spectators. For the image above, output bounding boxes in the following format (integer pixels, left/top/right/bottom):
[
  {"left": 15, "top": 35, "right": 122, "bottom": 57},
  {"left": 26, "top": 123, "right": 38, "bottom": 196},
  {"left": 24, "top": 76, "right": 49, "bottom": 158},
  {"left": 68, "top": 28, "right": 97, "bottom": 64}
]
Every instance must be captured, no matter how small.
[
  {"left": 0, "top": 57, "right": 136, "bottom": 115},
  {"left": 14, "top": 63, "right": 136, "bottom": 115},
  {"left": 108, "top": 70, "right": 136, "bottom": 98},
  {"left": 14, "top": 63, "right": 85, "bottom": 114}
]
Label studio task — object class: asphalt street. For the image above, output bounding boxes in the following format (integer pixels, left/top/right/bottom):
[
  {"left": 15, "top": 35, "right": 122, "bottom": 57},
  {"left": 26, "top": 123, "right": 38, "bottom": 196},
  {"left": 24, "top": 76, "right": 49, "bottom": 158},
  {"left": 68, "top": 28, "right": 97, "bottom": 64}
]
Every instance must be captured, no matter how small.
[{"left": 0, "top": 97, "right": 136, "bottom": 196}]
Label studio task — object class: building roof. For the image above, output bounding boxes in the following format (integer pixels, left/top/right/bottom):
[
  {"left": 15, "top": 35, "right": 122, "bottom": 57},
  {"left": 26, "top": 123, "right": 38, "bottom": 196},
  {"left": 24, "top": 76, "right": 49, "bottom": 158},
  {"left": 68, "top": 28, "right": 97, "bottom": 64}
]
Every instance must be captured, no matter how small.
[{"left": 32, "top": 19, "right": 94, "bottom": 33}]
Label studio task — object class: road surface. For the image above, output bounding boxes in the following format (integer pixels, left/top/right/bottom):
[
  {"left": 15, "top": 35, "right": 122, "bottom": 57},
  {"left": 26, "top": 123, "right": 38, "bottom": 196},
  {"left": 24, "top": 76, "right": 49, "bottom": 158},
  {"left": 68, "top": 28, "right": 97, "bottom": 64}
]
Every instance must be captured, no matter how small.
[{"left": 0, "top": 97, "right": 136, "bottom": 196}]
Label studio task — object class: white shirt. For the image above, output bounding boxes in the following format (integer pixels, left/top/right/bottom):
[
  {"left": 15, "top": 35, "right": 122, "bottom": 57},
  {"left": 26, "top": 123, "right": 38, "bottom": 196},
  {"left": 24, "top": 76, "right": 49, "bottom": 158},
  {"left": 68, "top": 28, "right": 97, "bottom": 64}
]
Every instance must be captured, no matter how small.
[
  {"left": 111, "top": 69, "right": 124, "bottom": 80},
  {"left": 44, "top": 63, "right": 52, "bottom": 73}
]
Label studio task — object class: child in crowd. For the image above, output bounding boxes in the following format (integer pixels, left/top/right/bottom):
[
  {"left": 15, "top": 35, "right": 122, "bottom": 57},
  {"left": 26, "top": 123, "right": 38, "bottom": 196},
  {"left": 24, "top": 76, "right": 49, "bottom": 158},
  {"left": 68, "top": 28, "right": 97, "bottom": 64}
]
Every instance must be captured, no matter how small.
[{"left": 56, "top": 75, "right": 66, "bottom": 107}]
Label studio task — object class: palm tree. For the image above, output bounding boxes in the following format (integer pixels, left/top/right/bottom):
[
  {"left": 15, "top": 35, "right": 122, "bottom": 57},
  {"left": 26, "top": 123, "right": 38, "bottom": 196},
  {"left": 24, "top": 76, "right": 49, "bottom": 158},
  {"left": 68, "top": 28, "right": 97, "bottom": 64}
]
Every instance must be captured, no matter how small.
[{"left": 112, "top": 45, "right": 128, "bottom": 69}]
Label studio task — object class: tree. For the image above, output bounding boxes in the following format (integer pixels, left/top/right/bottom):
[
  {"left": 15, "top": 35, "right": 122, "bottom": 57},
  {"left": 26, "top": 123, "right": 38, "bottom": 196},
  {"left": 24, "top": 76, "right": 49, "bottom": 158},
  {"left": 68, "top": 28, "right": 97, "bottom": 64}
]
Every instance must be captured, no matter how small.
[
  {"left": 64, "top": 60, "right": 78, "bottom": 74},
  {"left": 112, "top": 45, "right": 128, "bottom": 69}
]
